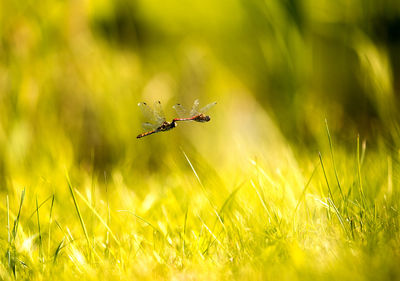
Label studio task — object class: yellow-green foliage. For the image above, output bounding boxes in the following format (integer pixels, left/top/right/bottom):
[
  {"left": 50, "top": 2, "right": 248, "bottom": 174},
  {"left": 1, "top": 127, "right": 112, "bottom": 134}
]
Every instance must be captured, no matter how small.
[{"left": 0, "top": 0, "right": 400, "bottom": 280}]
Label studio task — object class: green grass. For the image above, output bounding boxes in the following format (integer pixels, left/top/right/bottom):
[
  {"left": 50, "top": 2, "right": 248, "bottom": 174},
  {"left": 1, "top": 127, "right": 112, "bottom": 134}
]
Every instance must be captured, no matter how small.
[{"left": 0, "top": 131, "right": 398, "bottom": 280}]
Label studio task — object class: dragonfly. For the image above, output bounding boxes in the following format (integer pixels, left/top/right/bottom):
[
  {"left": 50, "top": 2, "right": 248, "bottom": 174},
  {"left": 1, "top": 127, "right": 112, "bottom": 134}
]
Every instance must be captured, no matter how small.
[
  {"left": 172, "top": 99, "right": 217, "bottom": 123},
  {"left": 137, "top": 101, "right": 176, "bottom": 139}
]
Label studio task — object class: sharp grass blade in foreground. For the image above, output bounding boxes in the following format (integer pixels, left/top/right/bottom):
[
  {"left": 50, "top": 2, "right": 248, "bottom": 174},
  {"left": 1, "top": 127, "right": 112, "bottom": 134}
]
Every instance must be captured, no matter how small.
[
  {"left": 327, "top": 198, "right": 350, "bottom": 239},
  {"left": 117, "top": 210, "right": 161, "bottom": 234},
  {"left": 28, "top": 195, "right": 53, "bottom": 220},
  {"left": 48, "top": 195, "right": 55, "bottom": 257},
  {"left": 53, "top": 239, "right": 65, "bottom": 265},
  {"left": 250, "top": 179, "right": 272, "bottom": 218},
  {"left": 319, "top": 152, "right": 334, "bottom": 221},
  {"left": 6, "top": 189, "right": 25, "bottom": 277},
  {"left": 325, "top": 119, "right": 345, "bottom": 201},
  {"left": 74, "top": 188, "right": 120, "bottom": 246},
  {"left": 66, "top": 171, "right": 91, "bottom": 251},
  {"left": 105, "top": 180, "right": 111, "bottom": 257},
  {"left": 197, "top": 215, "right": 224, "bottom": 254},
  {"left": 292, "top": 162, "right": 319, "bottom": 220},
  {"left": 36, "top": 197, "right": 43, "bottom": 264},
  {"left": 203, "top": 185, "right": 243, "bottom": 255},
  {"left": 219, "top": 182, "right": 244, "bottom": 216},
  {"left": 180, "top": 148, "right": 226, "bottom": 233},
  {"left": 319, "top": 152, "right": 335, "bottom": 205},
  {"left": 181, "top": 148, "right": 203, "bottom": 188},
  {"left": 12, "top": 189, "right": 25, "bottom": 240},
  {"left": 357, "top": 135, "right": 366, "bottom": 208}
]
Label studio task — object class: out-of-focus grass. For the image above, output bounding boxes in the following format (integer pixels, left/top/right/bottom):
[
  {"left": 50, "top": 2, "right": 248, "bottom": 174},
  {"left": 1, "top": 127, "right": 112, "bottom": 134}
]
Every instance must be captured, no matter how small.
[{"left": 0, "top": 0, "right": 400, "bottom": 280}]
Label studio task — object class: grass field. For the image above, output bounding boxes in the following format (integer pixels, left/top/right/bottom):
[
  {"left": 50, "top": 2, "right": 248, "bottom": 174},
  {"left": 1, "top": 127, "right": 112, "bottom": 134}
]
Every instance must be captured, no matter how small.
[
  {"left": 1, "top": 0, "right": 400, "bottom": 280},
  {"left": 3, "top": 124, "right": 400, "bottom": 281}
]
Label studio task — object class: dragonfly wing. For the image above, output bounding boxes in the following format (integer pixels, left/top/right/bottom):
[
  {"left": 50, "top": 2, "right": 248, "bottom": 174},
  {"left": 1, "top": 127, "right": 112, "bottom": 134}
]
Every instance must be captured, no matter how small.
[
  {"left": 153, "top": 101, "right": 166, "bottom": 125},
  {"left": 172, "top": 104, "right": 188, "bottom": 118},
  {"left": 138, "top": 102, "right": 156, "bottom": 123},
  {"left": 199, "top": 102, "right": 217, "bottom": 113},
  {"left": 142, "top": 122, "right": 157, "bottom": 131},
  {"left": 190, "top": 99, "right": 200, "bottom": 116}
]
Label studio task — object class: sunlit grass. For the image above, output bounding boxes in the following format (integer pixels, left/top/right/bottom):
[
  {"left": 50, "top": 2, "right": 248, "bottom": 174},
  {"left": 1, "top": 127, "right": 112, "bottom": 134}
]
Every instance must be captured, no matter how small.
[{"left": 0, "top": 127, "right": 398, "bottom": 280}]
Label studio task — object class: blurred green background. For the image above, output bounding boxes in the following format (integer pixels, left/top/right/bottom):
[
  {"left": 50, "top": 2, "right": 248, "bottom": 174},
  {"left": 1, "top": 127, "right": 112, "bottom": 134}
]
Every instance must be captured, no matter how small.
[{"left": 1, "top": 0, "right": 400, "bottom": 188}]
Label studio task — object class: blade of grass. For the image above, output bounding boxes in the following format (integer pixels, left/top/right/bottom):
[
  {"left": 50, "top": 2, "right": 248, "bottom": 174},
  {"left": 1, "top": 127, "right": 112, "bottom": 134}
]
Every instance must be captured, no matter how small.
[
  {"left": 181, "top": 148, "right": 226, "bottom": 232},
  {"left": 27, "top": 195, "right": 53, "bottom": 220},
  {"left": 357, "top": 135, "right": 366, "bottom": 208},
  {"left": 292, "top": 162, "right": 319, "bottom": 222},
  {"left": 6, "top": 196, "right": 11, "bottom": 274},
  {"left": 219, "top": 182, "right": 244, "bottom": 216},
  {"left": 117, "top": 210, "right": 161, "bottom": 234},
  {"left": 74, "top": 188, "right": 120, "bottom": 246},
  {"left": 327, "top": 198, "right": 350, "bottom": 239},
  {"left": 53, "top": 239, "right": 65, "bottom": 265},
  {"left": 325, "top": 119, "right": 345, "bottom": 201},
  {"left": 319, "top": 152, "right": 335, "bottom": 205},
  {"left": 105, "top": 177, "right": 111, "bottom": 257},
  {"left": 198, "top": 215, "right": 224, "bottom": 255},
  {"left": 181, "top": 148, "right": 203, "bottom": 188},
  {"left": 12, "top": 188, "right": 25, "bottom": 239},
  {"left": 205, "top": 183, "right": 244, "bottom": 255},
  {"left": 66, "top": 171, "right": 91, "bottom": 250},
  {"left": 36, "top": 197, "right": 43, "bottom": 264},
  {"left": 8, "top": 189, "right": 24, "bottom": 277},
  {"left": 360, "top": 139, "right": 366, "bottom": 165},
  {"left": 48, "top": 195, "right": 55, "bottom": 258},
  {"left": 319, "top": 153, "right": 333, "bottom": 220},
  {"left": 251, "top": 179, "right": 272, "bottom": 219}
]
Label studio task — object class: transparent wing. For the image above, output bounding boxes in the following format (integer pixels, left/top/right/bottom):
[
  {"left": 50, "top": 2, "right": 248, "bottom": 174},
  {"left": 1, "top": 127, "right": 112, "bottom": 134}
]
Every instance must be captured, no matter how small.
[
  {"left": 138, "top": 102, "right": 156, "bottom": 124},
  {"left": 142, "top": 122, "right": 157, "bottom": 131},
  {"left": 199, "top": 102, "right": 217, "bottom": 113},
  {"left": 153, "top": 101, "right": 166, "bottom": 125},
  {"left": 190, "top": 99, "right": 200, "bottom": 116},
  {"left": 172, "top": 104, "right": 188, "bottom": 118}
]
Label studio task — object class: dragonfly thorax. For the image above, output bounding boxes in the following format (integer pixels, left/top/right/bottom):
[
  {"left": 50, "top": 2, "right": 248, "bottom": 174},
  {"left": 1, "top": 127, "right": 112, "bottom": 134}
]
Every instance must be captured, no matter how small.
[
  {"left": 159, "top": 121, "right": 176, "bottom": 131},
  {"left": 193, "top": 114, "right": 210, "bottom": 122}
]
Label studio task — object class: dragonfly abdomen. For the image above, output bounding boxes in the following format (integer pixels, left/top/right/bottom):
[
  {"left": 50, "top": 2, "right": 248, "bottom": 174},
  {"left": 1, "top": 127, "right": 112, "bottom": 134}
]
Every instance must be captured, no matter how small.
[{"left": 137, "top": 130, "right": 157, "bottom": 138}]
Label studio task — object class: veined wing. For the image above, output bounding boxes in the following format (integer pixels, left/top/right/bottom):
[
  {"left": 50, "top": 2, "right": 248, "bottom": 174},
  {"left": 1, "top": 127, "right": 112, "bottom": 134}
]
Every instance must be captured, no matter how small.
[
  {"left": 138, "top": 102, "right": 156, "bottom": 124},
  {"left": 153, "top": 101, "right": 166, "bottom": 125},
  {"left": 200, "top": 101, "right": 217, "bottom": 114},
  {"left": 189, "top": 99, "right": 200, "bottom": 117},
  {"left": 172, "top": 103, "right": 189, "bottom": 118},
  {"left": 138, "top": 101, "right": 165, "bottom": 127},
  {"left": 142, "top": 122, "right": 158, "bottom": 131}
]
